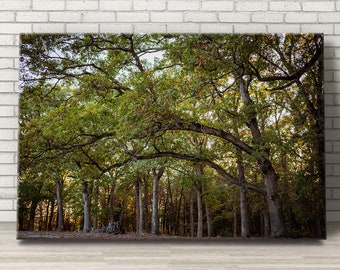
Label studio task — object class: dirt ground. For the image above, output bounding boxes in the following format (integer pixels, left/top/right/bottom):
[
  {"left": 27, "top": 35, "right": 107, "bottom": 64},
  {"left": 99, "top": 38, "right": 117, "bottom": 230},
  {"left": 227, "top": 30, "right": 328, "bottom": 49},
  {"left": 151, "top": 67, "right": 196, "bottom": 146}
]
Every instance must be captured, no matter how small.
[{"left": 17, "top": 231, "right": 232, "bottom": 240}]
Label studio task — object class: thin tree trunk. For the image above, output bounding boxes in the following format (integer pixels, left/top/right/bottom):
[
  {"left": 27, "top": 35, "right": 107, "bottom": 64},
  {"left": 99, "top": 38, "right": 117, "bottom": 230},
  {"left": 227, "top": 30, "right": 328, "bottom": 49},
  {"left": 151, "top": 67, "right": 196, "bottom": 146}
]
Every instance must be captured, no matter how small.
[
  {"left": 45, "top": 201, "right": 50, "bottom": 230},
  {"left": 29, "top": 200, "right": 38, "bottom": 231},
  {"left": 48, "top": 200, "right": 55, "bottom": 231},
  {"left": 151, "top": 167, "right": 165, "bottom": 235},
  {"left": 55, "top": 178, "right": 64, "bottom": 231},
  {"left": 143, "top": 178, "right": 150, "bottom": 232},
  {"left": 109, "top": 184, "right": 115, "bottom": 223},
  {"left": 93, "top": 184, "right": 99, "bottom": 230},
  {"left": 136, "top": 178, "right": 143, "bottom": 235},
  {"left": 233, "top": 211, "right": 238, "bottom": 237},
  {"left": 205, "top": 202, "right": 212, "bottom": 237},
  {"left": 197, "top": 188, "right": 203, "bottom": 239},
  {"left": 189, "top": 189, "right": 194, "bottom": 238},
  {"left": 82, "top": 181, "right": 91, "bottom": 232}
]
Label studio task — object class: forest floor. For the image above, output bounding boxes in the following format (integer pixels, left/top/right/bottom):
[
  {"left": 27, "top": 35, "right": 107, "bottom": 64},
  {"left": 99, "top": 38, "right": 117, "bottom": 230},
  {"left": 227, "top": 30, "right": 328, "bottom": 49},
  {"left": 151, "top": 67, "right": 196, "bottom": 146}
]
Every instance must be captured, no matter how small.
[{"left": 17, "top": 231, "right": 242, "bottom": 241}]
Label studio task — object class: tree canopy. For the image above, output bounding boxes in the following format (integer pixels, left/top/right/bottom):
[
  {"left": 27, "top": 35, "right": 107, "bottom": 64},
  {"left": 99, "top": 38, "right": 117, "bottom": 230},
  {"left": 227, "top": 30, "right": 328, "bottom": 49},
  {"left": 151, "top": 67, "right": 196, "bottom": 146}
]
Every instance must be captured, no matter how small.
[{"left": 18, "top": 34, "right": 325, "bottom": 238}]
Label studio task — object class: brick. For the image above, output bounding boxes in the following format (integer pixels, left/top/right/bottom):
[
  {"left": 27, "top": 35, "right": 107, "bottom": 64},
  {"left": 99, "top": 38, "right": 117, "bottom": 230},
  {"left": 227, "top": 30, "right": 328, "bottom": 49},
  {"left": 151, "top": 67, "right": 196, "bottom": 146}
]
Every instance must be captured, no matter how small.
[
  {"left": 33, "top": 23, "right": 65, "bottom": 33},
  {"left": 0, "top": 165, "right": 17, "bottom": 177},
  {"left": 252, "top": 12, "right": 284, "bottom": 23},
  {"left": 0, "top": 141, "right": 17, "bottom": 151},
  {"left": 325, "top": 106, "right": 340, "bottom": 117},
  {"left": 326, "top": 69, "right": 334, "bottom": 80},
  {"left": 0, "top": 153, "right": 14, "bottom": 163},
  {"left": 100, "top": 0, "right": 132, "bottom": 11},
  {"left": 33, "top": 0, "right": 65, "bottom": 11},
  {"left": 332, "top": 166, "right": 340, "bottom": 177},
  {"left": 0, "top": 130, "right": 14, "bottom": 140},
  {"left": 0, "top": 58, "right": 13, "bottom": 69},
  {"left": 134, "top": 23, "right": 167, "bottom": 33},
  {"left": 0, "top": 35, "right": 14, "bottom": 45},
  {"left": 236, "top": 1, "right": 268, "bottom": 11},
  {"left": 0, "top": 0, "right": 31, "bottom": 10},
  {"left": 301, "top": 24, "right": 334, "bottom": 35},
  {"left": 325, "top": 82, "right": 340, "bottom": 93},
  {"left": 325, "top": 94, "right": 335, "bottom": 105},
  {"left": 0, "top": 69, "right": 18, "bottom": 81},
  {"left": 0, "top": 23, "right": 31, "bottom": 34},
  {"left": 325, "top": 118, "right": 333, "bottom": 129},
  {"left": 303, "top": 1, "right": 335, "bottom": 12},
  {"left": 0, "top": 176, "right": 14, "bottom": 187},
  {"left": 326, "top": 141, "right": 333, "bottom": 152},
  {"left": 327, "top": 199, "right": 340, "bottom": 211},
  {"left": 99, "top": 23, "right": 133, "bottom": 33},
  {"left": 168, "top": 1, "right": 200, "bottom": 11},
  {"left": 134, "top": 0, "right": 166, "bottom": 11},
  {"left": 201, "top": 1, "right": 233, "bottom": 11},
  {"left": 334, "top": 189, "right": 340, "bottom": 199},
  {"left": 66, "top": 23, "right": 99, "bottom": 33},
  {"left": 327, "top": 36, "right": 340, "bottom": 47},
  {"left": 0, "top": 188, "right": 17, "bottom": 199},
  {"left": 0, "top": 12, "right": 14, "bottom": 22},
  {"left": 83, "top": 12, "right": 116, "bottom": 23},
  {"left": 219, "top": 12, "right": 250, "bottom": 23},
  {"left": 234, "top": 24, "right": 266, "bottom": 33},
  {"left": 326, "top": 128, "right": 340, "bottom": 140},
  {"left": 151, "top": 12, "right": 183, "bottom": 23},
  {"left": 117, "top": 12, "right": 149, "bottom": 22},
  {"left": 337, "top": 1, "right": 340, "bottom": 11},
  {"left": 184, "top": 12, "right": 217, "bottom": 22},
  {"left": 166, "top": 23, "right": 199, "bottom": 33},
  {"left": 0, "top": 117, "right": 17, "bottom": 129},
  {"left": 335, "top": 94, "right": 340, "bottom": 105},
  {"left": 267, "top": 24, "right": 300, "bottom": 33},
  {"left": 0, "top": 106, "right": 14, "bottom": 116},
  {"left": 269, "top": 1, "right": 301, "bottom": 11},
  {"left": 285, "top": 12, "right": 317, "bottom": 23},
  {"left": 0, "top": 46, "right": 18, "bottom": 58},
  {"left": 325, "top": 59, "right": 340, "bottom": 70},
  {"left": 319, "top": 12, "right": 340, "bottom": 23},
  {"left": 0, "top": 93, "right": 18, "bottom": 105},
  {"left": 326, "top": 188, "right": 332, "bottom": 200},
  {"left": 0, "top": 210, "right": 16, "bottom": 222},
  {"left": 66, "top": 0, "right": 99, "bottom": 10},
  {"left": 326, "top": 153, "right": 340, "bottom": 164},
  {"left": 16, "top": 12, "right": 49, "bottom": 23},
  {"left": 49, "top": 12, "right": 81, "bottom": 22},
  {"left": 334, "top": 141, "right": 340, "bottom": 152},
  {"left": 200, "top": 23, "right": 233, "bottom": 33},
  {"left": 334, "top": 71, "right": 340, "bottom": 81},
  {"left": 333, "top": 118, "right": 340, "bottom": 128},
  {"left": 334, "top": 25, "right": 340, "bottom": 34},
  {"left": 0, "top": 199, "right": 13, "bottom": 210}
]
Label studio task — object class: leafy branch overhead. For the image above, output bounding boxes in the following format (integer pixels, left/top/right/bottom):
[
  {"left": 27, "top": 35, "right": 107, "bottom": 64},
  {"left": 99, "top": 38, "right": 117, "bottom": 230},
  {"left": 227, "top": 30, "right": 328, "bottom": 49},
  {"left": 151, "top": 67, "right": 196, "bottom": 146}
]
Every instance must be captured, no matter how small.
[{"left": 19, "top": 34, "right": 325, "bottom": 238}]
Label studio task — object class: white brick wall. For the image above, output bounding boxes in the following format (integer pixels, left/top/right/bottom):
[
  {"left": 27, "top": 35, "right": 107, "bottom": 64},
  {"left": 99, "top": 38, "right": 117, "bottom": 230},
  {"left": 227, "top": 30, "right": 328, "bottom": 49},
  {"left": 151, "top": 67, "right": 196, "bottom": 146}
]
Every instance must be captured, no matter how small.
[{"left": 0, "top": 0, "right": 340, "bottom": 223}]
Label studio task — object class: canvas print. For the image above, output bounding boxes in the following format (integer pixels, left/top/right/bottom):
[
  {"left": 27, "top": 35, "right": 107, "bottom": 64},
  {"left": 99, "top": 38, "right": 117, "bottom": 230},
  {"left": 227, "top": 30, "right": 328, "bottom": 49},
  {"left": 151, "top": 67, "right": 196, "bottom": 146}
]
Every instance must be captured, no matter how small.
[{"left": 18, "top": 34, "right": 325, "bottom": 239}]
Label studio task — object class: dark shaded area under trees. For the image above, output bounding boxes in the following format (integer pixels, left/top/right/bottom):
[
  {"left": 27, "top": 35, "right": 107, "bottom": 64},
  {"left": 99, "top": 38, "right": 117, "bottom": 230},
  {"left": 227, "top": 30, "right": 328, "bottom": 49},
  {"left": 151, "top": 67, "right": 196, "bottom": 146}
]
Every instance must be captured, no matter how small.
[{"left": 18, "top": 34, "right": 325, "bottom": 239}]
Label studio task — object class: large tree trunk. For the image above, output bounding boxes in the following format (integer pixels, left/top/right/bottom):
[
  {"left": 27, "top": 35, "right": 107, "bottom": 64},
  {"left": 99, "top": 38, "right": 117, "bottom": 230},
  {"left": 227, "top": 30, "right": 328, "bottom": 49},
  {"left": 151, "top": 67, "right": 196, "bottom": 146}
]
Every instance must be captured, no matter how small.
[
  {"left": 82, "top": 181, "right": 91, "bottom": 232},
  {"left": 259, "top": 159, "right": 286, "bottom": 237},
  {"left": 55, "top": 178, "right": 64, "bottom": 231},
  {"left": 151, "top": 167, "right": 165, "bottom": 235},
  {"left": 237, "top": 75, "right": 286, "bottom": 237}
]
